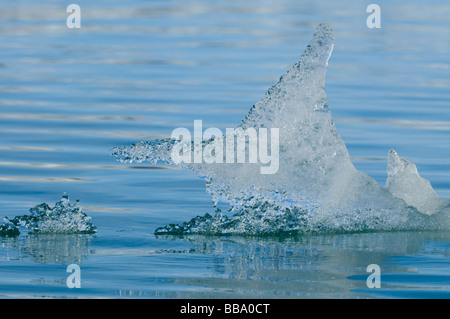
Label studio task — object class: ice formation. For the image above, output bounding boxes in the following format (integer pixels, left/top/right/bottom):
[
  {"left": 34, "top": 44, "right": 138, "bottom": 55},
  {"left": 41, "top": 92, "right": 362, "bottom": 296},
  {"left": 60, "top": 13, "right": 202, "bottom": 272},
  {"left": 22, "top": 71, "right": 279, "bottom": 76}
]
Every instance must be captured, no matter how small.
[
  {"left": 386, "top": 149, "right": 449, "bottom": 216},
  {"left": 0, "top": 195, "right": 96, "bottom": 236},
  {"left": 112, "top": 24, "right": 449, "bottom": 235}
]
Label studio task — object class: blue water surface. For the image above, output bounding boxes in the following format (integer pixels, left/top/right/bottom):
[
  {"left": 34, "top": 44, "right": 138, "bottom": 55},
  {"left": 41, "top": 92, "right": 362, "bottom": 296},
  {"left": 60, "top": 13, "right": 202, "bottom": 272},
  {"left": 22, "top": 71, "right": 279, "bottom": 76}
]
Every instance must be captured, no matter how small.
[{"left": 0, "top": 0, "right": 449, "bottom": 298}]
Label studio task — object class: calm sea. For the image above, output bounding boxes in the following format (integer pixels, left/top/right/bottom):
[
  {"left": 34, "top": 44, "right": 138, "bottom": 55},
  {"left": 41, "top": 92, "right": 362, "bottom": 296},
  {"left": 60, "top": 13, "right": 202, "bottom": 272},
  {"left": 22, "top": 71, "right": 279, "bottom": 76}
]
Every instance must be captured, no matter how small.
[{"left": 0, "top": 0, "right": 449, "bottom": 298}]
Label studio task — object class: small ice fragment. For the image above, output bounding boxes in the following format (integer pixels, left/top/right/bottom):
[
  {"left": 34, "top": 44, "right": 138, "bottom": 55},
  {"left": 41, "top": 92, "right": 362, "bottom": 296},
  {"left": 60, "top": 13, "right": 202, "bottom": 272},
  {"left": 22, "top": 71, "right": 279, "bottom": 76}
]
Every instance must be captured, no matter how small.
[
  {"left": 1, "top": 195, "right": 97, "bottom": 235},
  {"left": 386, "top": 149, "right": 448, "bottom": 215}
]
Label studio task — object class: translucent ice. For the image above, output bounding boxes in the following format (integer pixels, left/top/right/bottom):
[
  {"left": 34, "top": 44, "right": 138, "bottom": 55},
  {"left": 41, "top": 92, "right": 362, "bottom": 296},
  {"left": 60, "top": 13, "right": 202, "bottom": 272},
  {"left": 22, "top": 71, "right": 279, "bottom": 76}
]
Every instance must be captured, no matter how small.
[
  {"left": 113, "top": 24, "right": 449, "bottom": 235},
  {"left": 0, "top": 219, "right": 20, "bottom": 236},
  {"left": 1, "top": 195, "right": 97, "bottom": 235}
]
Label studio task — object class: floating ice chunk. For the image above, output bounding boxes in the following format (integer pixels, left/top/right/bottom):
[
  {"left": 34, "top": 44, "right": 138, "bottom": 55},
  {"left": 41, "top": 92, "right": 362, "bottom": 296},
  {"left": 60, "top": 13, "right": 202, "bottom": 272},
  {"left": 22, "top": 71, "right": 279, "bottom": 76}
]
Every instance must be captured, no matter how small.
[
  {"left": 386, "top": 149, "right": 448, "bottom": 216},
  {"left": 1, "top": 195, "right": 97, "bottom": 235}
]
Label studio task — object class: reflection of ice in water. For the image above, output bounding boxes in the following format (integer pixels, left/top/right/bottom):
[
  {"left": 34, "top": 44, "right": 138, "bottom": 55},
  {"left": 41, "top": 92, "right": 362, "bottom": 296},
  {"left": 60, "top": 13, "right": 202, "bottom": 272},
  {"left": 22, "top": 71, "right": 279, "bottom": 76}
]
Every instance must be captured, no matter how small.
[
  {"left": 1, "top": 234, "right": 94, "bottom": 264},
  {"left": 113, "top": 24, "right": 450, "bottom": 235}
]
